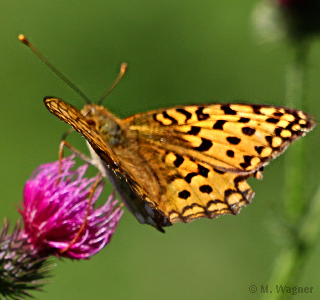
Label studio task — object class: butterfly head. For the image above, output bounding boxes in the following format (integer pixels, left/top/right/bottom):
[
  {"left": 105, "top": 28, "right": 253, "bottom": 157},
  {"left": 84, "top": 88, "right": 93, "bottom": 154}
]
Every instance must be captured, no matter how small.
[{"left": 81, "top": 104, "right": 125, "bottom": 145}]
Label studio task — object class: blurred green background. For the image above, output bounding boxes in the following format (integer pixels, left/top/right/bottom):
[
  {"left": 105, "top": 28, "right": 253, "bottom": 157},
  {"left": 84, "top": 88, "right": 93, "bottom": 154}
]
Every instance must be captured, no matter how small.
[{"left": 1, "top": 1, "right": 320, "bottom": 299}]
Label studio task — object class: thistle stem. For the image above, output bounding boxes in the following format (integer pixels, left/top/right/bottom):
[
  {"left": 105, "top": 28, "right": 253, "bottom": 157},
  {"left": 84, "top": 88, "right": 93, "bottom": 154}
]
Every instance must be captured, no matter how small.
[
  {"left": 284, "top": 40, "right": 310, "bottom": 219},
  {"left": 262, "top": 40, "right": 315, "bottom": 300}
]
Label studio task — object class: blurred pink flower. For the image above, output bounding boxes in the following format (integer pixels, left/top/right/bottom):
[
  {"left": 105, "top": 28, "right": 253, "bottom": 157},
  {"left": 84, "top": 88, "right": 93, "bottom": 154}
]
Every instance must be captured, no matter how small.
[
  {"left": 253, "top": 0, "right": 320, "bottom": 43},
  {"left": 19, "top": 156, "right": 123, "bottom": 259},
  {"left": 278, "top": 0, "right": 316, "bottom": 8},
  {"left": 278, "top": 0, "right": 320, "bottom": 39}
]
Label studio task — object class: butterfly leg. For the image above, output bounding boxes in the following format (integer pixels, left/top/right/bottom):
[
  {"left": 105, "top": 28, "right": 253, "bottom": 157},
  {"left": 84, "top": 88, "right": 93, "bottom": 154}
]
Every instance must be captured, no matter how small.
[
  {"left": 60, "top": 172, "right": 103, "bottom": 254},
  {"left": 55, "top": 139, "right": 95, "bottom": 186},
  {"left": 58, "top": 139, "right": 94, "bottom": 172},
  {"left": 57, "top": 137, "right": 109, "bottom": 253}
]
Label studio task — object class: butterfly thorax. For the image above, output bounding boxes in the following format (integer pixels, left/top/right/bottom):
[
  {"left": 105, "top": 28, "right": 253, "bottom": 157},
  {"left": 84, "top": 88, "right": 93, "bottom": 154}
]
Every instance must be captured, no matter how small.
[{"left": 81, "top": 104, "right": 126, "bottom": 145}]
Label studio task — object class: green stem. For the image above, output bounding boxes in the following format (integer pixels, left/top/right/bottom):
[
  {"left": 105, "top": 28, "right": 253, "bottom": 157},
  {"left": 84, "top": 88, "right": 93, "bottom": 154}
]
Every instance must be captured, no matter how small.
[
  {"left": 261, "top": 247, "right": 309, "bottom": 300},
  {"left": 261, "top": 182, "right": 320, "bottom": 300},
  {"left": 284, "top": 40, "right": 310, "bottom": 220},
  {"left": 300, "top": 184, "right": 320, "bottom": 249},
  {"left": 284, "top": 41, "right": 309, "bottom": 109},
  {"left": 262, "top": 40, "right": 314, "bottom": 300}
]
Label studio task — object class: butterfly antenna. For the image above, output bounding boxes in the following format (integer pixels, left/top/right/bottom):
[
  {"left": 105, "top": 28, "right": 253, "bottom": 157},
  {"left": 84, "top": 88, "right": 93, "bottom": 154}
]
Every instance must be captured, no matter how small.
[
  {"left": 19, "top": 34, "right": 91, "bottom": 104},
  {"left": 97, "top": 63, "right": 127, "bottom": 105}
]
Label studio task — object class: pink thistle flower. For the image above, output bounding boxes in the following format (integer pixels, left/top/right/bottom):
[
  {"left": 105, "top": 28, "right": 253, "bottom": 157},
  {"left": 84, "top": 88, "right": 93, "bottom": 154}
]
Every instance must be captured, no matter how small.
[{"left": 19, "top": 156, "right": 123, "bottom": 259}]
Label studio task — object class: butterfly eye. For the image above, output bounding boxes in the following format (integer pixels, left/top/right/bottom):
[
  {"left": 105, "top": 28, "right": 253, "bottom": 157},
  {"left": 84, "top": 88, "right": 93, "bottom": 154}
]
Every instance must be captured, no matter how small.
[{"left": 87, "top": 119, "right": 97, "bottom": 127}]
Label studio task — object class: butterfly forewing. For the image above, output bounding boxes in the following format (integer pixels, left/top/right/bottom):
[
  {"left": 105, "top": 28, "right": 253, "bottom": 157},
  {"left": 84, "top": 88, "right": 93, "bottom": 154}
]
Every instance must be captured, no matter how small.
[
  {"left": 125, "top": 104, "right": 315, "bottom": 172},
  {"left": 44, "top": 98, "right": 315, "bottom": 231},
  {"left": 44, "top": 98, "right": 171, "bottom": 231}
]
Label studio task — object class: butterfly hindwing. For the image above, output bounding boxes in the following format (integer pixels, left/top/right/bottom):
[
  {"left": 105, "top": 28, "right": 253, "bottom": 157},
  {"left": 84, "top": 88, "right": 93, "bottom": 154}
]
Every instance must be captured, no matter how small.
[{"left": 129, "top": 141, "right": 255, "bottom": 223}]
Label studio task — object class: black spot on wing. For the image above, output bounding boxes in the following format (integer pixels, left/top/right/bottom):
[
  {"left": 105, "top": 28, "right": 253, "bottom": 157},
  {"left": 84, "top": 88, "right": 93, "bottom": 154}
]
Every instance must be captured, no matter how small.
[
  {"left": 176, "top": 108, "right": 192, "bottom": 122},
  {"left": 198, "top": 164, "right": 209, "bottom": 177},
  {"left": 179, "top": 190, "right": 191, "bottom": 199},
  {"left": 242, "top": 127, "right": 256, "bottom": 136},
  {"left": 275, "top": 128, "right": 283, "bottom": 137},
  {"left": 196, "top": 107, "right": 210, "bottom": 120},
  {"left": 213, "top": 120, "right": 226, "bottom": 130},
  {"left": 285, "top": 123, "right": 294, "bottom": 131},
  {"left": 227, "top": 150, "right": 235, "bottom": 158},
  {"left": 153, "top": 113, "right": 159, "bottom": 123},
  {"left": 193, "top": 138, "right": 212, "bottom": 151},
  {"left": 174, "top": 155, "right": 184, "bottom": 167},
  {"left": 199, "top": 185, "right": 213, "bottom": 194},
  {"left": 184, "top": 172, "right": 197, "bottom": 183},
  {"left": 265, "top": 136, "right": 273, "bottom": 146},
  {"left": 187, "top": 126, "right": 201, "bottom": 135},
  {"left": 252, "top": 106, "right": 263, "bottom": 115},
  {"left": 162, "top": 111, "right": 178, "bottom": 125},
  {"left": 240, "top": 155, "right": 253, "bottom": 169},
  {"left": 238, "top": 117, "right": 250, "bottom": 123},
  {"left": 227, "top": 137, "right": 241, "bottom": 145},
  {"left": 255, "top": 146, "right": 264, "bottom": 155},
  {"left": 266, "top": 117, "right": 279, "bottom": 124},
  {"left": 221, "top": 105, "right": 237, "bottom": 115}
]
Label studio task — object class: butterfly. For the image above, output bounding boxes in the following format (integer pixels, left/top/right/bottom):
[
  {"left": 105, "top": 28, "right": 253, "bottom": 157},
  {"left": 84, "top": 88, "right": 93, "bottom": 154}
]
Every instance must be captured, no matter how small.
[{"left": 44, "top": 98, "right": 316, "bottom": 232}]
